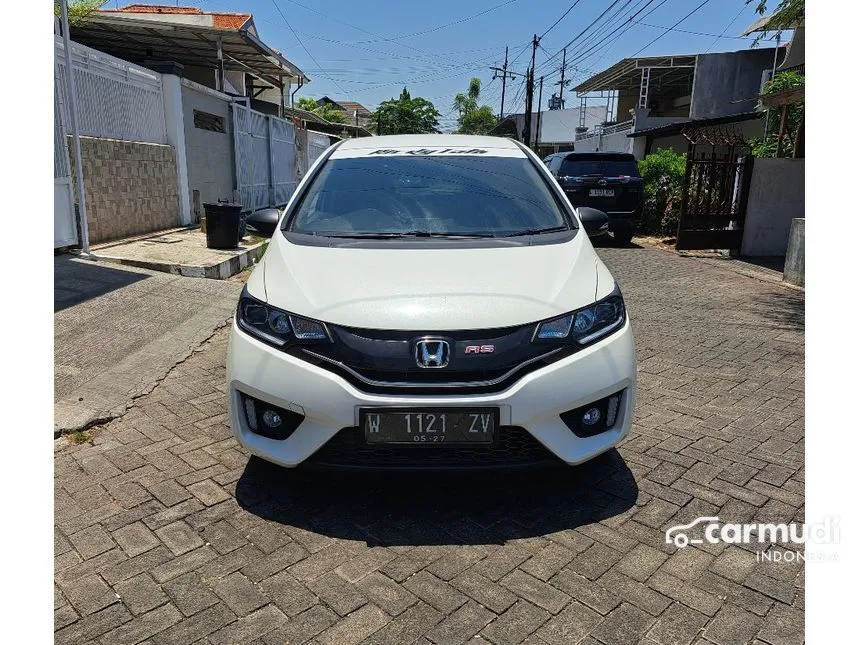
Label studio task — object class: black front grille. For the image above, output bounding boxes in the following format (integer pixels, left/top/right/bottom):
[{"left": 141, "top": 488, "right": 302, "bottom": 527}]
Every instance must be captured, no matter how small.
[
  {"left": 286, "top": 321, "right": 576, "bottom": 395},
  {"left": 304, "top": 426, "right": 561, "bottom": 470}
]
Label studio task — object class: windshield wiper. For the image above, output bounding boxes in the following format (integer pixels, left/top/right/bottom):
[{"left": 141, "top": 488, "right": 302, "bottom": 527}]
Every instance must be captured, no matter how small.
[
  {"left": 502, "top": 226, "right": 569, "bottom": 237},
  {"left": 325, "top": 230, "right": 496, "bottom": 239}
]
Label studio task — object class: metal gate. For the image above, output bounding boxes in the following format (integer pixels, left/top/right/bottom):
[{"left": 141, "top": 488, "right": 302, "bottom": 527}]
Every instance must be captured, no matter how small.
[
  {"left": 232, "top": 103, "right": 298, "bottom": 212},
  {"left": 676, "top": 127, "right": 753, "bottom": 251},
  {"left": 54, "top": 74, "right": 77, "bottom": 248},
  {"left": 308, "top": 132, "right": 331, "bottom": 168}
]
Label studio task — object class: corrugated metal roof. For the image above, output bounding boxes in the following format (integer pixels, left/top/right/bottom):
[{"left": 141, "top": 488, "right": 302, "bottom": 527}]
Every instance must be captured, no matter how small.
[
  {"left": 573, "top": 55, "right": 697, "bottom": 94},
  {"left": 72, "top": 12, "right": 308, "bottom": 85}
]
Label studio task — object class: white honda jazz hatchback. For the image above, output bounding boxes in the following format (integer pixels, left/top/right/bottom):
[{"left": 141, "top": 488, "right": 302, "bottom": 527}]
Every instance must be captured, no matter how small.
[{"left": 227, "top": 135, "right": 636, "bottom": 469}]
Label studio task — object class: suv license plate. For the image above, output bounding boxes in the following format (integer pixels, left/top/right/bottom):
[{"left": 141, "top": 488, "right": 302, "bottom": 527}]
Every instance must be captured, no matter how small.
[
  {"left": 361, "top": 408, "right": 497, "bottom": 444},
  {"left": 589, "top": 188, "right": 615, "bottom": 197}
]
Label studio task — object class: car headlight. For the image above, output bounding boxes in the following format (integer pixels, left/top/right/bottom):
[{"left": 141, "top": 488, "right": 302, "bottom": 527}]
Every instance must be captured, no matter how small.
[
  {"left": 534, "top": 285, "right": 626, "bottom": 346},
  {"left": 237, "top": 288, "right": 330, "bottom": 347}
]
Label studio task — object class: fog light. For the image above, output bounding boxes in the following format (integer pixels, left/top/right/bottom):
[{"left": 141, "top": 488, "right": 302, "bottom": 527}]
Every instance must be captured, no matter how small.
[
  {"left": 560, "top": 389, "right": 625, "bottom": 438},
  {"left": 244, "top": 398, "right": 258, "bottom": 431},
  {"left": 582, "top": 407, "right": 602, "bottom": 426},
  {"left": 606, "top": 395, "right": 620, "bottom": 427},
  {"left": 240, "top": 395, "right": 305, "bottom": 440},
  {"left": 262, "top": 409, "right": 282, "bottom": 428}
]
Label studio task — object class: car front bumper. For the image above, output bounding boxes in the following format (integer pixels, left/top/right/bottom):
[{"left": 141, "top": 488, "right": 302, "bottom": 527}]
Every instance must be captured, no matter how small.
[{"left": 227, "top": 319, "right": 636, "bottom": 469}]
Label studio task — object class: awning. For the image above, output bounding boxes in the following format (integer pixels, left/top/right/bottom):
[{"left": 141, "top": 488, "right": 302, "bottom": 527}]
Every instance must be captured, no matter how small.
[
  {"left": 627, "top": 111, "right": 761, "bottom": 138},
  {"left": 573, "top": 55, "right": 696, "bottom": 94},
  {"left": 70, "top": 13, "right": 308, "bottom": 88}
]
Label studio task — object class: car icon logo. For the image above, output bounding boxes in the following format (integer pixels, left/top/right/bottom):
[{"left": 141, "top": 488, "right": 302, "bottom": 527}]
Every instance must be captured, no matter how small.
[
  {"left": 665, "top": 516, "right": 720, "bottom": 548},
  {"left": 415, "top": 339, "right": 450, "bottom": 368}
]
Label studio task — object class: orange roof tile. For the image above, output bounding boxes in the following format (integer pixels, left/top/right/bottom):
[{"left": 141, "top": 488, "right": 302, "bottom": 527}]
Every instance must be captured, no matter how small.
[
  {"left": 117, "top": 4, "right": 202, "bottom": 13},
  {"left": 105, "top": 5, "right": 251, "bottom": 30},
  {"left": 212, "top": 14, "right": 251, "bottom": 29}
]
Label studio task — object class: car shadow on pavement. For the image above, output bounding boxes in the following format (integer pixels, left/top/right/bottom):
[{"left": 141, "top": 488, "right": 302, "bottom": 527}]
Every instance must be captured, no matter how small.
[{"left": 235, "top": 450, "right": 638, "bottom": 546}]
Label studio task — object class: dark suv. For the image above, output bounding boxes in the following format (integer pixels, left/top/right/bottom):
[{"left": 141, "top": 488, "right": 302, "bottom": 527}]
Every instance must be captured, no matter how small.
[{"left": 543, "top": 152, "right": 643, "bottom": 244}]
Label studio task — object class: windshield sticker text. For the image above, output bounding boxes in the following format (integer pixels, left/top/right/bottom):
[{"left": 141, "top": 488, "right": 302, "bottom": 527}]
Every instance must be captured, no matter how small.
[{"left": 368, "top": 148, "right": 489, "bottom": 156}]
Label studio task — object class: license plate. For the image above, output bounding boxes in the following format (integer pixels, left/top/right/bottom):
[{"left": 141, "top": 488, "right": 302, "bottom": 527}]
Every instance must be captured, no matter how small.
[
  {"left": 361, "top": 408, "right": 497, "bottom": 444},
  {"left": 589, "top": 188, "right": 615, "bottom": 197}
]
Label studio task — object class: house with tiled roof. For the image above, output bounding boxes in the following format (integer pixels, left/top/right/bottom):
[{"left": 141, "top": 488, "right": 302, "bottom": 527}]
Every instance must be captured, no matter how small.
[
  {"left": 73, "top": 4, "right": 308, "bottom": 112},
  {"left": 100, "top": 4, "right": 254, "bottom": 32},
  {"left": 316, "top": 97, "right": 373, "bottom": 128}
]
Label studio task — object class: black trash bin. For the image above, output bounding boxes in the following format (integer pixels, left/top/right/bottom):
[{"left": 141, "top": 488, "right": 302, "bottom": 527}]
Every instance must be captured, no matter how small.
[{"left": 204, "top": 201, "right": 242, "bottom": 249}]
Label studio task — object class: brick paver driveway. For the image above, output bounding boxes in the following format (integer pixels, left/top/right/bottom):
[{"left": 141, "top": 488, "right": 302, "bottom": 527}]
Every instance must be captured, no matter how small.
[{"left": 55, "top": 246, "right": 805, "bottom": 645}]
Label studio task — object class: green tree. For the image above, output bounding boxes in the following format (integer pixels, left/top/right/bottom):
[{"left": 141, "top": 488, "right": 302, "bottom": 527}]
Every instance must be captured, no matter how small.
[
  {"left": 296, "top": 97, "right": 318, "bottom": 112},
  {"left": 637, "top": 148, "right": 687, "bottom": 235},
  {"left": 54, "top": 1, "right": 106, "bottom": 27},
  {"left": 453, "top": 78, "right": 498, "bottom": 135},
  {"left": 746, "top": 0, "right": 804, "bottom": 43},
  {"left": 295, "top": 97, "right": 347, "bottom": 124},
  {"left": 749, "top": 70, "right": 805, "bottom": 157},
  {"left": 370, "top": 88, "right": 440, "bottom": 135},
  {"left": 316, "top": 103, "right": 347, "bottom": 124}
]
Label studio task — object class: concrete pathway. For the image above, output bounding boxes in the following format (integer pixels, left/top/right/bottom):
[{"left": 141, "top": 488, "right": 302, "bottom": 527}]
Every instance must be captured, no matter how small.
[{"left": 54, "top": 255, "right": 241, "bottom": 434}]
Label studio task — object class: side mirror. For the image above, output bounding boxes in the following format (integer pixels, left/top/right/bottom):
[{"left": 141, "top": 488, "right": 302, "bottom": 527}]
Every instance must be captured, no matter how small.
[
  {"left": 245, "top": 208, "right": 281, "bottom": 238},
  {"left": 577, "top": 207, "right": 610, "bottom": 238}
]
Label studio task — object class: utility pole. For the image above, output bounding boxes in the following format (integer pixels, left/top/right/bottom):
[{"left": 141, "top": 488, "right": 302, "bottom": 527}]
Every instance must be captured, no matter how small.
[
  {"left": 522, "top": 34, "right": 539, "bottom": 149},
  {"left": 536, "top": 76, "right": 544, "bottom": 150},
  {"left": 490, "top": 47, "right": 512, "bottom": 122},
  {"left": 490, "top": 48, "right": 527, "bottom": 123}
]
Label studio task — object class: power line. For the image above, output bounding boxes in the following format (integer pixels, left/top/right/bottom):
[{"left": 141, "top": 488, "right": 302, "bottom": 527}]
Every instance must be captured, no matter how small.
[
  {"left": 629, "top": 0, "right": 716, "bottom": 57},
  {"left": 268, "top": 0, "right": 349, "bottom": 96},
  {"left": 704, "top": 3, "right": 752, "bottom": 52},
  {"left": 536, "top": 0, "right": 629, "bottom": 71},
  {"left": 560, "top": 0, "right": 668, "bottom": 72},
  {"left": 540, "top": 0, "right": 585, "bottom": 39},
  {"left": 633, "top": 19, "right": 754, "bottom": 41},
  {"left": 537, "top": 0, "right": 652, "bottom": 75},
  {"left": 357, "top": 0, "right": 523, "bottom": 42}
]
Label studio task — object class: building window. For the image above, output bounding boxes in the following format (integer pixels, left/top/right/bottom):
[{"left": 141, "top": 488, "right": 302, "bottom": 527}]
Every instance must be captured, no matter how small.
[{"left": 194, "top": 110, "right": 225, "bottom": 133}]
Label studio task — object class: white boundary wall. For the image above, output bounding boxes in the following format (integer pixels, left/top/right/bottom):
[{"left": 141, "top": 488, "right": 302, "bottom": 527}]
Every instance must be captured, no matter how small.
[{"left": 54, "top": 35, "right": 167, "bottom": 144}]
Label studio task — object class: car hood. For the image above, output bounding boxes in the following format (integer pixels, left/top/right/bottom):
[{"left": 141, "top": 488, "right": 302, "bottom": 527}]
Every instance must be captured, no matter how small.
[{"left": 258, "top": 233, "right": 600, "bottom": 330}]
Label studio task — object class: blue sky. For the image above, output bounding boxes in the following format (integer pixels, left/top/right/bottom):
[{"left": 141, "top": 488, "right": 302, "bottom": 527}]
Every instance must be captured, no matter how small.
[{"left": 122, "top": 1, "right": 779, "bottom": 127}]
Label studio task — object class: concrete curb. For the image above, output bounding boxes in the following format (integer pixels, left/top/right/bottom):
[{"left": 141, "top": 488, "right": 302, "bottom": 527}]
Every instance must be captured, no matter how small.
[{"left": 89, "top": 240, "right": 267, "bottom": 279}]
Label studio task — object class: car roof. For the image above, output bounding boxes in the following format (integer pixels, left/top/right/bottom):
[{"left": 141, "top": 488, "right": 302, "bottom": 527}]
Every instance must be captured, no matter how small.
[
  {"left": 337, "top": 134, "right": 523, "bottom": 152},
  {"left": 559, "top": 151, "right": 635, "bottom": 158},
  {"left": 331, "top": 135, "right": 528, "bottom": 160}
]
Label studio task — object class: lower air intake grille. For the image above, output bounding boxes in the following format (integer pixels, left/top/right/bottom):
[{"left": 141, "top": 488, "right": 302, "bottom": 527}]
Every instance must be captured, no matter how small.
[{"left": 305, "top": 426, "right": 560, "bottom": 470}]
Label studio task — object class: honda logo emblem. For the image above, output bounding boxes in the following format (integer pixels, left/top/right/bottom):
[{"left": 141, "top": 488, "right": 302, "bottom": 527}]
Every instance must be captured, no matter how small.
[{"left": 415, "top": 339, "right": 450, "bottom": 369}]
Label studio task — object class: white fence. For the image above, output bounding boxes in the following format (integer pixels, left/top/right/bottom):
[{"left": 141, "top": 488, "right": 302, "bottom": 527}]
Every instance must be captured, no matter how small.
[
  {"left": 232, "top": 103, "right": 298, "bottom": 211},
  {"left": 575, "top": 119, "right": 633, "bottom": 141},
  {"left": 54, "top": 35, "right": 167, "bottom": 144}
]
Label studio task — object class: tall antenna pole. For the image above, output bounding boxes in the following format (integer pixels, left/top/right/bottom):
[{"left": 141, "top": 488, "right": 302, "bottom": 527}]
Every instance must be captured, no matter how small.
[
  {"left": 536, "top": 76, "right": 544, "bottom": 149},
  {"left": 558, "top": 48, "right": 567, "bottom": 110}
]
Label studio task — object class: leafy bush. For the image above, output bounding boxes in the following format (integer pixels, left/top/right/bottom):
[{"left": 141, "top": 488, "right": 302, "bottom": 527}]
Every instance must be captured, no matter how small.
[
  {"left": 749, "top": 70, "right": 805, "bottom": 158},
  {"left": 637, "top": 148, "right": 687, "bottom": 235}
]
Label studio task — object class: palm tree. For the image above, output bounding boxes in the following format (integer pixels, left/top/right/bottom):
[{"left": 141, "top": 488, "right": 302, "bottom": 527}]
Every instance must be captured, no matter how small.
[{"left": 453, "top": 77, "right": 482, "bottom": 117}]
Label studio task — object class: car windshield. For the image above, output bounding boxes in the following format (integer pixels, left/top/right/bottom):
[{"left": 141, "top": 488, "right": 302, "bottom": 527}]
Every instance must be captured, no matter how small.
[
  {"left": 560, "top": 155, "right": 639, "bottom": 178},
  {"left": 287, "top": 154, "right": 571, "bottom": 237}
]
